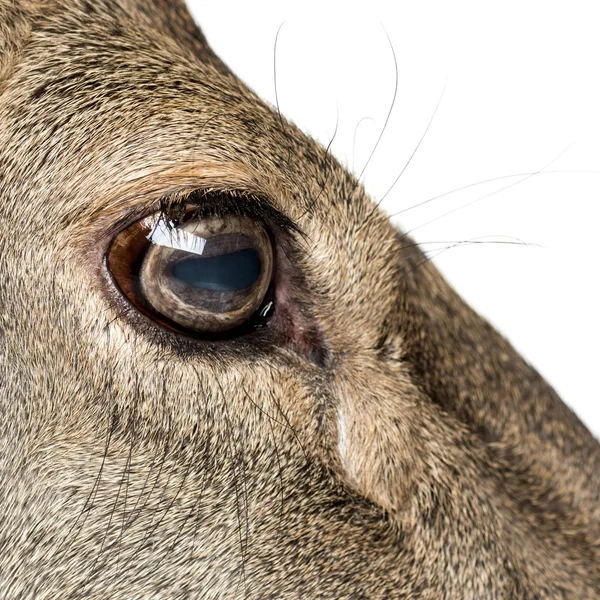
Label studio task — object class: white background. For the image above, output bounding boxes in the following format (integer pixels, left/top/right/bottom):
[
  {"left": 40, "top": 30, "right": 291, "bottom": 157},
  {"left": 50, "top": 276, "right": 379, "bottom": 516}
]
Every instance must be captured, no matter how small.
[{"left": 187, "top": 0, "right": 600, "bottom": 437}]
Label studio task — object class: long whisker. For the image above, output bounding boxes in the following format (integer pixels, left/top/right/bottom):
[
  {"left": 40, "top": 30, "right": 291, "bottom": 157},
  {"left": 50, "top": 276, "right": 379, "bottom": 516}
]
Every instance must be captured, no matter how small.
[
  {"left": 299, "top": 109, "right": 339, "bottom": 221},
  {"left": 217, "top": 379, "right": 249, "bottom": 597},
  {"left": 401, "top": 238, "right": 540, "bottom": 280},
  {"left": 389, "top": 169, "right": 600, "bottom": 220},
  {"left": 117, "top": 410, "right": 175, "bottom": 571},
  {"left": 379, "top": 85, "right": 445, "bottom": 206},
  {"left": 53, "top": 402, "right": 117, "bottom": 565},
  {"left": 355, "top": 23, "right": 398, "bottom": 184},
  {"left": 401, "top": 144, "right": 575, "bottom": 240},
  {"left": 269, "top": 389, "right": 309, "bottom": 463},
  {"left": 359, "top": 84, "right": 445, "bottom": 232},
  {"left": 273, "top": 21, "right": 294, "bottom": 175},
  {"left": 273, "top": 22, "right": 287, "bottom": 131},
  {"left": 153, "top": 377, "right": 207, "bottom": 571},
  {"left": 114, "top": 376, "right": 140, "bottom": 576},
  {"left": 352, "top": 116, "right": 376, "bottom": 173},
  {"left": 399, "top": 236, "right": 540, "bottom": 251}
]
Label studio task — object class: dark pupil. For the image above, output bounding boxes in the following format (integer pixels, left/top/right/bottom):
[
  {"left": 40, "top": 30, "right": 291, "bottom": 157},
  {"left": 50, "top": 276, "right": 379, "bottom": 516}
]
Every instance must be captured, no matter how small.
[{"left": 171, "top": 248, "right": 261, "bottom": 292}]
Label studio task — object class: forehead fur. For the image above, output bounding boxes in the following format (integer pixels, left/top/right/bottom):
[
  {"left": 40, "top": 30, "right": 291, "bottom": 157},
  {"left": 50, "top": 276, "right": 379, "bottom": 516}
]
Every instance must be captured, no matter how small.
[{"left": 1, "top": 0, "right": 357, "bottom": 219}]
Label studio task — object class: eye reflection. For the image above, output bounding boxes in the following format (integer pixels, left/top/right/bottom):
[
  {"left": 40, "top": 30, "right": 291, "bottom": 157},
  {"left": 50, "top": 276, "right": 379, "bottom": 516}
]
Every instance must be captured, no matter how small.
[
  {"left": 107, "top": 211, "right": 274, "bottom": 334},
  {"left": 171, "top": 249, "right": 261, "bottom": 292},
  {"left": 147, "top": 217, "right": 207, "bottom": 255}
]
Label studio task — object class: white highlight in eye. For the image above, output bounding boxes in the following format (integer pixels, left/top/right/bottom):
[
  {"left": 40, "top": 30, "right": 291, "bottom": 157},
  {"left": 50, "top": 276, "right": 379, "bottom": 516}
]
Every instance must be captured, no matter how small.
[{"left": 146, "top": 218, "right": 207, "bottom": 256}]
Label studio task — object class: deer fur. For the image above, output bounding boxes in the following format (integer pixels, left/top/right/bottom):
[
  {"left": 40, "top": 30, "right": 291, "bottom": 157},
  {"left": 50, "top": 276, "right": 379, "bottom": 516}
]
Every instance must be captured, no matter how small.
[{"left": 0, "top": 1, "right": 598, "bottom": 598}]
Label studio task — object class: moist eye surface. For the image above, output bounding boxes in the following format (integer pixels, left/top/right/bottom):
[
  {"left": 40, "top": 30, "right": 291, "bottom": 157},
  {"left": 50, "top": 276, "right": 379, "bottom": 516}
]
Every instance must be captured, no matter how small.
[
  {"left": 171, "top": 248, "right": 261, "bottom": 291},
  {"left": 107, "top": 210, "right": 273, "bottom": 334}
]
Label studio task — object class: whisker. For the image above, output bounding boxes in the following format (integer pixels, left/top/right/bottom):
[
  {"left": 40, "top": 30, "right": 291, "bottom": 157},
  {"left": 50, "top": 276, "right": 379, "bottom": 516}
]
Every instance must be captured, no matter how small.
[
  {"left": 114, "top": 368, "right": 142, "bottom": 576},
  {"left": 389, "top": 169, "right": 600, "bottom": 221},
  {"left": 377, "top": 83, "right": 446, "bottom": 206},
  {"left": 242, "top": 389, "right": 290, "bottom": 430},
  {"left": 217, "top": 379, "right": 249, "bottom": 598},
  {"left": 352, "top": 116, "right": 376, "bottom": 173},
  {"left": 401, "top": 144, "right": 575, "bottom": 240},
  {"left": 119, "top": 362, "right": 172, "bottom": 535},
  {"left": 359, "top": 84, "right": 445, "bottom": 233},
  {"left": 52, "top": 402, "right": 117, "bottom": 565},
  {"left": 244, "top": 387, "right": 286, "bottom": 545},
  {"left": 401, "top": 237, "right": 539, "bottom": 280},
  {"left": 268, "top": 390, "right": 309, "bottom": 464},
  {"left": 153, "top": 381, "right": 207, "bottom": 572},
  {"left": 117, "top": 411, "right": 175, "bottom": 572},
  {"left": 273, "top": 21, "right": 293, "bottom": 176},
  {"left": 187, "top": 364, "right": 215, "bottom": 563},
  {"left": 273, "top": 21, "right": 288, "bottom": 132},
  {"left": 355, "top": 23, "right": 399, "bottom": 185},
  {"left": 120, "top": 423, "right": 161, "bottom": 531},
  {"left": 299, "top": 110, "right": 339, "bottom": 220},
  {"left": 399, "top": 235, "right": 540, "bottom": 251}
]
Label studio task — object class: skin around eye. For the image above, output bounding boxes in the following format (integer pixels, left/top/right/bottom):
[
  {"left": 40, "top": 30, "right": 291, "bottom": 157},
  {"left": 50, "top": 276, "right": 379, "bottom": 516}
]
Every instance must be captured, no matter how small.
[{"left": 106, "top": 211, "right": 273, "bottom": 334}]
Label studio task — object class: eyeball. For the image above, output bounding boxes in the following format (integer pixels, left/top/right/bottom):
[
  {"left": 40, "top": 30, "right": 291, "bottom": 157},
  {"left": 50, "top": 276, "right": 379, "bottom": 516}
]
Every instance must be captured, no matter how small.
[{"left": 106, "top": 210, "right": 274, "bottom": 335}]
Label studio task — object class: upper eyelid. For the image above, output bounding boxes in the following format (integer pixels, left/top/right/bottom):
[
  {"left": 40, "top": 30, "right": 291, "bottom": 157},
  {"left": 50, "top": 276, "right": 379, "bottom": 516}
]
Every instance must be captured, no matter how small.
[
  {"left": 69, "top": 161, "right": 298, "bottom": 248},
  {"left": 160, "top": 189, "right": 304, "bottom": 237},
  {"left": 93, "top": 187, "right": 303, "bottom": 254}
]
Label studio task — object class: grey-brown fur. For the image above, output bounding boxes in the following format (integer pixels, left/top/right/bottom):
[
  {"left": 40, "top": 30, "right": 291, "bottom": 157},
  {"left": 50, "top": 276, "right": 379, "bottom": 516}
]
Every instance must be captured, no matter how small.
[{"left": 0, "top": 1, "right": 598, "bottom": 598}]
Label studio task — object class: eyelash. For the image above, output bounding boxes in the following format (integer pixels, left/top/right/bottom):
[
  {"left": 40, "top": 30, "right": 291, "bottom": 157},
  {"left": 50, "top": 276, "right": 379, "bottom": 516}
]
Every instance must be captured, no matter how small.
[
  {"left": 105, "top": 189, "right": 301, "bottom": 248},
  {"left": 158, "top": 190, "right": 301, "bottom": 236}
]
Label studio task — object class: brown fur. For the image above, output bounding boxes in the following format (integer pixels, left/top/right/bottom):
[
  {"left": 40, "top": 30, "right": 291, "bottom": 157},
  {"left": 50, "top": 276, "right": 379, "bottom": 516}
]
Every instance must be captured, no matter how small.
[{"left": 0, "top": 1, "right": 598, "bottom": 598}]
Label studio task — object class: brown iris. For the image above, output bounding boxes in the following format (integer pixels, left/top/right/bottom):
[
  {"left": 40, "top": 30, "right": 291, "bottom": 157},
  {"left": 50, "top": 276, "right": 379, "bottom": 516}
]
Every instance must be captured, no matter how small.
[{"left": 107, "top": 212, "right": 273, "bottom": 334}]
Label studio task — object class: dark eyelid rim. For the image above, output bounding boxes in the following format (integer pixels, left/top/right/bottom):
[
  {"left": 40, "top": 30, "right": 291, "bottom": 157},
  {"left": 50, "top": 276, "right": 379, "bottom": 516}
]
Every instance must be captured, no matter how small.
[{"left": 100, "top": 190, "right": 285, "bottom": 343}]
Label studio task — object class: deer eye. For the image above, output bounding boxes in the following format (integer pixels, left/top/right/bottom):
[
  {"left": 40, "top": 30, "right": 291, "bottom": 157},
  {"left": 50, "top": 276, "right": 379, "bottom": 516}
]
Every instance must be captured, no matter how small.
[{"left": 106, "top": 211, "right": 274, "bottom": 335}]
